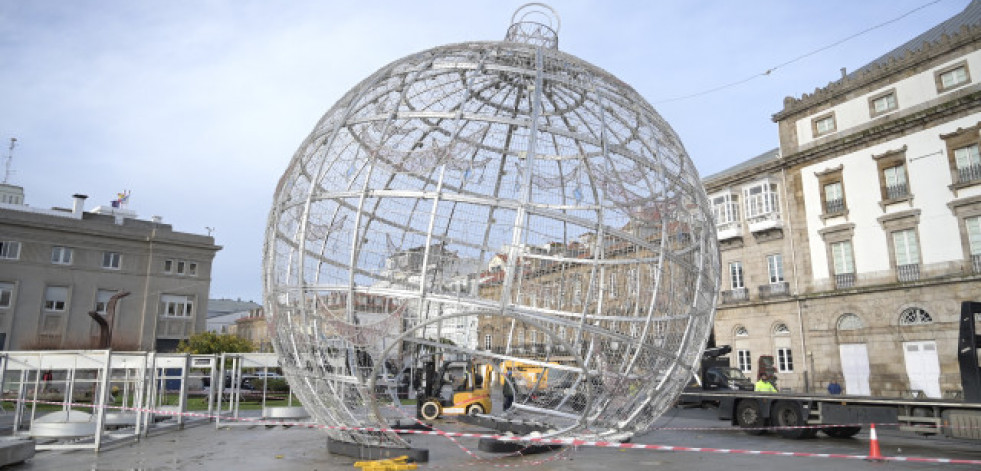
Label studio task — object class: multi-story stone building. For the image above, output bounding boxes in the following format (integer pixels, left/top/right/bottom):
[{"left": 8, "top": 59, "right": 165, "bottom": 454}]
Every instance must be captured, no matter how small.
[
  {"left": 708, "top": 0, "right": 981, "bottom": 397},
  {"left": 0, "top": 187, "right": 221, "bottom": 351}
]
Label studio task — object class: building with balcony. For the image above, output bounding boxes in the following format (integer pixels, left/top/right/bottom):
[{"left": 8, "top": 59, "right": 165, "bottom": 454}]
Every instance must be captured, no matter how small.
[
  {"left": 710, "top": 1, "right": 981, "bottom": 398},
  {"left": 0, "top": 189, "right": 221, "bottom": 351}
]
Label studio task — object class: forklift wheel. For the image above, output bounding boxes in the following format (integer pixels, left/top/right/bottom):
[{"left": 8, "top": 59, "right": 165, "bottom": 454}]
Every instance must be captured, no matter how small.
[
  {"left": 465, "top": 403, "right": 485, "bottom": 415},
  {"left": 419, "top": 400, "right": 441, "bottom": 421}
]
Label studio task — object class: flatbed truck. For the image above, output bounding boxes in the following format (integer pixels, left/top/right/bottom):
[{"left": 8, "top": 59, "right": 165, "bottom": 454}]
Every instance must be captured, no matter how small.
[{"left": 678, "top": 301, "right": 981, "bottom": 440}]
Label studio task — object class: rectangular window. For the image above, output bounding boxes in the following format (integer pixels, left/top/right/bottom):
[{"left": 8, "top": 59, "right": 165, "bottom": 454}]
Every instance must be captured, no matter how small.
[
  {"left": 893, "top": 229, "right": 920, "bottom": 266},
  {"left": 161, "top": 294, "right": 193, "bottom": 318},
  {"left": 51, "top": 246, "right": 73, "bottom": 265},
  {"left": 0, "top": 241, "right": 21, "bottom": 260},
  {"left": 484, "top": 334, "right": 491, "bottom": 350},
  {"left": 777, "top": 348, "right": 794, "bottom": 372},
  {"left": 188, "top": 262, "right": 198, "bottom": 276},
  {"left": 627, "top": 268, "right": 638, "bottom": 296},
  {"left": 44, "top": 286, "right": 68, "bottom": 311},
  {"left": 94, "top": 289, "right": 116, "bottom": 314},
  {"left": 608, "top": 271, "right": 618, "bottom": 298},
  {"left": 102, "top": 251, "right": 121, "bottom": 269},
  {"left": 870, "top": 92, "right": 897, "bottom": 115},
  {"left": 954, "top": 144, "right": 981, "bottom": 184},
  {"left": 823, "top": 181, "right": 845, "bottom": 214},
  {"left": 882, "top": 164, "right": 908, "bottom": 200},
  {"left": 831, "top": 241, "right": 855, "bottom": 275},
  {"left": 729, "top": 261, "right": 744, "bottom": 289},
  {"left": 968, "top": 216, "right": 981, "bottom": 255},
  {"left": 0, "top": 282, "right": 13, "bottom": 308},
  {"left": 812, "top": 114, "right": 836, "bottom": 137},
  {"left": 737, "top": 350, "right": 752, "bottom": 373},
  {"left": 938, "top": 65, "right": 970, "bottom": 90},
  {"left": 164, "top": 259, "right": 173, "bottom": 273},
  {"left": 766, "top": 254, "right": 784, "bottom": 283},
  {"left": 177, "top": 261, "right": 186, "bottom": 275}
]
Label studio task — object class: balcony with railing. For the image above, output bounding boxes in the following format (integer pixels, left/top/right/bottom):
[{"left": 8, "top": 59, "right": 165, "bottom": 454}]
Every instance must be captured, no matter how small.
[
  {"left": 897, "top": 264, "right": 920, "bottom": 282},
  {"left": 721, "top": 287, "right": 749, "bottom": 304},
  {"left": 758, "top": 281, "right": 790, "bottom": 299},
  {"left": 885, "top": 183, "right": 909, "bottom": 200},
  {"left": 824, "top": 198, "right": 845, "bottom": 215},
  {"left": 834, "top": 273, "right": 855, "bottom": 289},
  {"left": 957, "top": 164, "right": 981, "bottom": 185}
]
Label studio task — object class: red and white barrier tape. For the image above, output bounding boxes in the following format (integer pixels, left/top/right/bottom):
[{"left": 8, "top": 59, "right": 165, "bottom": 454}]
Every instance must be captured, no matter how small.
[{"left": 11, "top": 399, "right": 981, "bottom": 466}]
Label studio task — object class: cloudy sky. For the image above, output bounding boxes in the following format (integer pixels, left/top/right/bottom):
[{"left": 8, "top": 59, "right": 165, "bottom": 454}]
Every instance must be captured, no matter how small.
[{"left": 0, "top": 0, "right": 968, "bottom": 303}]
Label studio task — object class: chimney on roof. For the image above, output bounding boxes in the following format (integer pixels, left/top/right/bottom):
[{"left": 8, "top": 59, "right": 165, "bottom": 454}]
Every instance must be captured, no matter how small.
[
  {"left": 840, "top": 67, "right": 847, "bottom": 79},
  {"left": 71, "top": 194, "right": 88, "bottom": 218}
]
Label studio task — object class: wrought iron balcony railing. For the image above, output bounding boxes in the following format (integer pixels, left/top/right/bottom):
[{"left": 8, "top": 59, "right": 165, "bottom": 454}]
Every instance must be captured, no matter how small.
[
  {"left": 885, "top": 183, "right": 909, "bottom": 200},
  {"left": 824, "top": 198, "right": 845, "bottom": 215},
  {"left": 957, "top": 164, "right": 981, "bottom": 184},
  {"left": 834, "top": 273, "right": 855, "bottom": 289},
  {"left": 897, "top": 264, "right": 920, "bottom": 282}
]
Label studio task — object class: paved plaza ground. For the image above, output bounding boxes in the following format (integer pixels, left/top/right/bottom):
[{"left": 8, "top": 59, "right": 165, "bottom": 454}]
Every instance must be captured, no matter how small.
[{"left": 6, "top": 407, "right": 981, "bottom": 470}]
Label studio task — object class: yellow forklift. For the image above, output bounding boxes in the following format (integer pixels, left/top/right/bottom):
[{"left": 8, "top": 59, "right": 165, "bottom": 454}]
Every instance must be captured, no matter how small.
[{"left": 416, "top": 359, "right": 491, "bottom": 420}]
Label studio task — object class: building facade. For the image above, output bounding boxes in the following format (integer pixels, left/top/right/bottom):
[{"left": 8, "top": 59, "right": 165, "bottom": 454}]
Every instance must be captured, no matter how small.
[
  {"left": 708, "top": 1, "right": 981, "bottom": 397},
  {"left": 0, "top": 190, "right": 221, "bottom": 351}
]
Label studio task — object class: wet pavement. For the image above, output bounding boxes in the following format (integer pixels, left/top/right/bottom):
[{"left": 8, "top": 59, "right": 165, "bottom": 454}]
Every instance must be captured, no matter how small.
[{"left": 7, "top": 407, "right": 981, "bottom": 470}]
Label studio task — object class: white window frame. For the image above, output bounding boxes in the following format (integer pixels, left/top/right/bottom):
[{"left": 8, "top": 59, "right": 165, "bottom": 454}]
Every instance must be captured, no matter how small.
[
  {"left": 0, "top": 241, "right": 21, "bottom": 260},
  {"left": 892, "top": 229, "right": 920, "bottom": 267},
  {"left": 608, "top": 271, "right": 618, "bottom": 298},
  {"left": 51, "top": 246, "right": 73, "bottom": 265},
  {"left": 766, "top": 254, "right": 784, "bottom": 284},
  {"left": 777, "top": 347, "right": 794, "bottom": 372},
  {"left": 967, "top": 216, "right": 981, "bottom": 255},
  {"left": 95, "top": 289, "right": 117, "bottom": 315},
  {"left": 44, "top": 286, "right": 68, "bottom": 312},
  {"left": 729, "top": 261, "right": 744, "bottom": 290},
  {"left": 626, "top": 268, "right": 638, "bottom": 296},
  {"left": 102, "top": 251, "right": 121, "bottom": 270},
  {"left": 940, "top": 65, "right": 969, "bottom": 90},
  {"left": 954, "top": 144, "right": 981, "bottom": 171},
  {"left": 742, "top": 181, "right": 779, "bottom": 219},
  {"left": 737, "top": 349, "right": 752, "bottom": 373},
  {"left": 711, "top": 193, "right": 740, "bottom": 225},
  {"left": 484, "top": 334, "right": 491, "bottom": 350},
  {"left": 831, "top": 241, "right": 855, "bottom": 275},
  {"left": 161, "top": 294, "right": 193, "bottom": 318}
]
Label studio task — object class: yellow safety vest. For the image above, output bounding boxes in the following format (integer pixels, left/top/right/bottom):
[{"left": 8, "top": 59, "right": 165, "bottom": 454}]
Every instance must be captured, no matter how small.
[{"left": 755, "top": 380, "right": 777, "bottom": 392}]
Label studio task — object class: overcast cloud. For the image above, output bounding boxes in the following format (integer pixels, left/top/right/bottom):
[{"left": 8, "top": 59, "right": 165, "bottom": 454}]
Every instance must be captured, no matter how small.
[{"left": 0, "top": 0, "right": 968, "bottom": 303}]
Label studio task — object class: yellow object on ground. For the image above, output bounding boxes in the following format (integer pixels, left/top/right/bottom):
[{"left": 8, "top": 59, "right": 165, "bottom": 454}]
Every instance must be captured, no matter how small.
[{"left": 353, "top": 455, "right": 417, "bottom": 471}]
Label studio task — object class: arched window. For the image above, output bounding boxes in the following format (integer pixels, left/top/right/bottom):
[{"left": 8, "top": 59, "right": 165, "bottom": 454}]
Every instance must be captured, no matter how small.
[
  {"left": 836, "top": 313, "right": 863, "bottom": 331},
  {"left": 899, "top": 307, "right": 932, "bottom": 326},
  {"left": 735, "top": 326, "right": 749, "bottom": 337},
  {"left": 773, "top": 323, "right": 790, "bottom": 335}
]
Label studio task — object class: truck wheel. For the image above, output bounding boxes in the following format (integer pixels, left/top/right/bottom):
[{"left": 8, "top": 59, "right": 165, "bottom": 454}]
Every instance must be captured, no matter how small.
[
  {"left": 419, "top": 400, "right": 441, "bottom": 421},
  {"left": 823, "top": 426, "right": 862, "bottom": 438},
  {"left": 735, "top": 400, "right": 766, "bottom": 435},
  {"left": 773, "top": 402, "right": 816, "bottom": 439},
  {"left": 466, "top": 403, "right": 484, "bottom": 416}
]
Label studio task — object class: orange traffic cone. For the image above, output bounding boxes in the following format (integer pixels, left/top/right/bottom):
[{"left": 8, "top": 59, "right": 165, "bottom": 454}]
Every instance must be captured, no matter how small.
[{"left": 867, "top": 423, "right": 884, "bottom": 461}]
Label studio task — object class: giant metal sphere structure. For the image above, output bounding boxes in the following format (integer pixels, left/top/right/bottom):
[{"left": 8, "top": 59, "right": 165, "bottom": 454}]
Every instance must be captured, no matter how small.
[{"left": 264, "top": 5, "right": 720, "bottom": 448}]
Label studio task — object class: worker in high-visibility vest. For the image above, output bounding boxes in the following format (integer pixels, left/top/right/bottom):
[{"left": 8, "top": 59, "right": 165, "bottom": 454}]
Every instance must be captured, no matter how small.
[{"left": 755, "top": 373, "right": 777, "bottom": 392}]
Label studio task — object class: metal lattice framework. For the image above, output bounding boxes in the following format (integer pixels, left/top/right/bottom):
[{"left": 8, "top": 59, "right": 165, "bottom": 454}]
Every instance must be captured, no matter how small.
[{"left": 263, "top": 4, "right": 720, "bottom": 448}]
